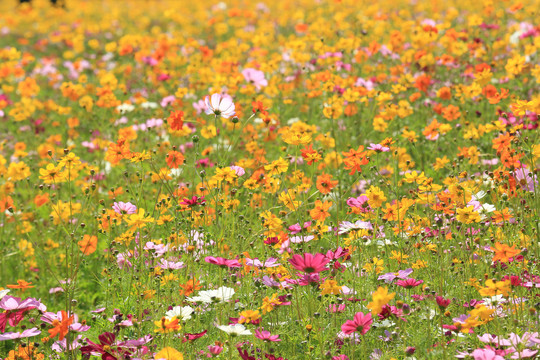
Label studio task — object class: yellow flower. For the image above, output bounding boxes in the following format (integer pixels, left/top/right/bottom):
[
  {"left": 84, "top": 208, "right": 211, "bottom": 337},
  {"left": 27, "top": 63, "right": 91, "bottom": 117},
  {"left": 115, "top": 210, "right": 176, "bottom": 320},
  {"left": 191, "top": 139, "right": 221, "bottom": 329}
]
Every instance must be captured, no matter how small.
[
  {"left": 260, "top": 293, "right": 282, "bottom": 314},
  {"left": 320, "top": 279, "right": 342, "bottom": 295},
  {"left": 365, "top": 186, "right": 387, "bottom": 208},
  {"left": 213, "top": 167, "right": 237, "bottom": 184},
  {"left": 505, "top": 55, "right": 526, "bottom": 76},
  {"left": 58, "top": 153, "right": 81, "bottom": 170},
  {"left": 363, "top": 257, "right": 384, "bottom": 274},
  {"left": 39, "top": 164, "right": 67, "bottom": 184},
  {"left": 264, "top": 158, "right": 288, "bottom": 176},
  {"left": 154, "top": 347, "right": 184, "bottom": 360},
  {"left": 389, "top": 251, "right": 409, "bottom": 264},
  {"left": 281, "top": 129, "right": 312, "bottom": 146},
  {"left": 456, "top": 206, "right": 481, "bottom": 224},
  {"left": 160, "top": 273, "right": 178, "bottom": 286},
  {"left": 433, "top": 156, "right": 449, "bottom": 171},
  {"left": 201, "top": 125, "right": 217, "bottom": 139},
  {"left": 367, "top": 287, "right": 395, "bottom": 315},
  {"left": 478, "top": 279, "right": 511, "bottom": 297},
  {"left": 238, "top": 310, "right": 261, "bottom": 324},
  {"left": 7, "top": 162, "right": 31, "bottom": 181},
  {"left": 125, "top": 209, "right": 154, "bottom": 231}
]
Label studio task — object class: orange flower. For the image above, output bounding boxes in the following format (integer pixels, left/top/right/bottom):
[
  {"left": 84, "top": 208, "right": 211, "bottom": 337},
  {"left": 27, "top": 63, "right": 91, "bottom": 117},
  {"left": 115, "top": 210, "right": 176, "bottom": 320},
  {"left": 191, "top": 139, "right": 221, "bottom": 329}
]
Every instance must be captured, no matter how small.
[
  {"left": 48, "top": 311, "right": 74, "bottom": 341},
  {"left": 301, "top": 144, "right": 321, "bottom": 165},
  {"left": 78, "top": 235, "right": 98, "bottom": 255},
  {"left": 492, "top": 133, "right": 514, "bottom": 152},
  {"left": 108, "top": 187, "right": 124, "bottom": 199},
  {"left": 492, "top": 208, "right": 512, "bottom": 223},
  {"left": 491, "top": 242, "right": 521, "bottom": 263},
  {"left": 167, "top": 111, "right": 184, "bottom": 131},
  {"left": 310, "top": 200, "right": 332, "bottom": 221},
  {"left": 179, "top": 278, "right": 202, "bottom": 296},
  {"left": 105, "top": 138, "right": 131, "bottom": 166},
  {"left": 414, "top": 74, "right": 431, "bottom": 93},
  {"left": 437, "top": 86, "right": 452, "bottom": 100},
  {"left": 442, "top": 105, "right": 461, "bottom": 121},
  {"left": 316, "top": 173, "right": 338, "bottom": 195},
  {"left": 154, "top": 317, "right": 181, "bottom": 333},
  {"left": 295, "top": 23, "right": 308, "bottom": 33},
  {"left": 342, "top": 146, "right": 369, "bottom": 175},
  {"left": 34, "top": 193, "right": 50, "bottom": 207},
  {"left": 166, "top": 150, "right": 185, "bottom": 169},
  {"left": 0, "top": 196, "right": 14, "bottom": 212},
  {"left": 7, "top": 279, "right": 35, "bottom": 292}
]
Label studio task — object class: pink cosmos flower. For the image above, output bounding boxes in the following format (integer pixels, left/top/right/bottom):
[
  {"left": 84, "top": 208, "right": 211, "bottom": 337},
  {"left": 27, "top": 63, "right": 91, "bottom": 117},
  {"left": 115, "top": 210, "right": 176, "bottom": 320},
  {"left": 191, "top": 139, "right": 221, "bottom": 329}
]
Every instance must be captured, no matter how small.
[
  {"left": 204, "top": 93, "right": 236, "bottom": 118},
  {"left": 208, "top": 344, "right": 223, "bottom": 355},
  {"left": 378, "top": 268, "right": 413, "bottom": 283},
  {"left": 160, "top": 95, "right": 176, "bottom": 107},
  {"left": 341, "top": 312, "right": 373, "bottom": 335},
  {"left": 241, "top": 68, "right": 268, "bottom": 90},
  {"left": 193, "top": 99, "right": 207, "bottom": 114},
  {"left": 346, "top": 195, "right": 371, "bottom": 213},
  {"left": 230, "top": 165, "right": 245, "bottom": 176},
  {"left": 471, "top": 348, "right": 505, "bottom": 360},
  {"left": 0, "top": 296, "right": 41, "bottom": 311},
  {"left": 0, "top": 327, "right": 41, "bottom": 341},
  {"left": 112, "top": 201, "right": 137, "bottom": 215},
  {"left": 288, "top": 253, "right": 330, "bottom": 274},
  {"left": 368, "top": 143, "right": 390, "bottom": 152}
]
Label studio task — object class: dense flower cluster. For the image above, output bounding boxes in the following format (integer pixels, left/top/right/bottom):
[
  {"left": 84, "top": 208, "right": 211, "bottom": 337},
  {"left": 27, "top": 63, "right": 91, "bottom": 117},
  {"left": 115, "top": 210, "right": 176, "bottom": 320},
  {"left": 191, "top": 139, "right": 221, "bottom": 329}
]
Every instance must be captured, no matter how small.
[{"left": 0, "top": 0, "right": 539, "bottom": 359}]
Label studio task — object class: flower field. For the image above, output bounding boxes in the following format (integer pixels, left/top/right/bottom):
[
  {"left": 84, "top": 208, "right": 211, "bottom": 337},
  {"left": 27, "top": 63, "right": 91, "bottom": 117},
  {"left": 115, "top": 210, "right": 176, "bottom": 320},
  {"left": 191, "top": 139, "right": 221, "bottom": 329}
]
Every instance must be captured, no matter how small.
[{"left": 0, "top": 0, "right": 539, "bottom": 359}]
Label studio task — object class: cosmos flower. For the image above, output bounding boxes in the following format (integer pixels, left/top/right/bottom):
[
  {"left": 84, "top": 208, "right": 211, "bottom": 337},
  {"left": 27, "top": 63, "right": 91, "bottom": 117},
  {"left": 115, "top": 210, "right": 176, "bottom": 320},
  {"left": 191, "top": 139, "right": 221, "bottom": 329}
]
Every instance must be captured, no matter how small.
[
  {"left": 378, "top": 269, "right": 413, "bottom": 283},
  {"left": 288, "top": 253, "right": 330, "bottom": 274},
  {"left": 165, "top": 306, "right": 194, "bottom": 321},
  {"left": 216, "top": 323, "right": 252, "bottom": 336},
  {"left": 0, "top": 327, "right": 41, "bottom": 341},
  {"left": 204, "top": 93, "right": 236, "bottom": 118},
  {"left": 341, "top": 313, "right": 373, "bottom": 335},
  {"left": 241, "top": 68, "right": 268, "bottom": 90},
  {"left": 186, "top": 287, "right": 235, "bottom": 304},
  {"left": 255, "top": 329, "right": 281, "bottom": 342}
]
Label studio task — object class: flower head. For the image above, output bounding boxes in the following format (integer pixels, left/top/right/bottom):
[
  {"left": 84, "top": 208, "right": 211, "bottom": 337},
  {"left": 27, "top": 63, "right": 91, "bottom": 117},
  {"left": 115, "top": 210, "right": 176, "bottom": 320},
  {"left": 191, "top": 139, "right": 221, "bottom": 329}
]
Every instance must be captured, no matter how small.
[{"left": 204, "top": 93, "right": 235, "bottom": 118}]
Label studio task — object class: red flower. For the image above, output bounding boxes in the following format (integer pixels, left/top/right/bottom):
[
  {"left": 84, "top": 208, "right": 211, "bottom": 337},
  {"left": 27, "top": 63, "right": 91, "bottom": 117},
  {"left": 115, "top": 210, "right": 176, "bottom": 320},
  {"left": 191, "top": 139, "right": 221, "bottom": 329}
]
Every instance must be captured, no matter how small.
[{"left": 183, "top": 330, "right": 207, "bottom": 343}]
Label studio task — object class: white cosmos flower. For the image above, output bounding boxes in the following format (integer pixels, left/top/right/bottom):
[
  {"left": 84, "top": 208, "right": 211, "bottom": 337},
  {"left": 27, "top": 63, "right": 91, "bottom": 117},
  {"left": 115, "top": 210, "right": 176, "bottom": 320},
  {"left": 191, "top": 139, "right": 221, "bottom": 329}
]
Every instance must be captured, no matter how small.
[
  {"left": 116, "top": 103, "right": 135, "bottom": 114},
  {"left": 0, "top": 289, "right": 9, "bottom": 300},
  {"left": 141, "top": 102, "right": 158, "bottom": 109},
  {"left": 165, "top": 306, "right": 194, "bottom": 321},
  {"left": 216, "top": 323, "right": 251, "bottom": 336},
  {"left": 338, "top": 220, "right": 372, "bottom": 234},
  {"left": 186, "top": 286, "right": 235, "bottom": 304},
  {"left": 204, "top": 93, "right": 236, "bottom": 119},
  {"left": 480, "top": 203, "right": 496, "bottom": 213}
]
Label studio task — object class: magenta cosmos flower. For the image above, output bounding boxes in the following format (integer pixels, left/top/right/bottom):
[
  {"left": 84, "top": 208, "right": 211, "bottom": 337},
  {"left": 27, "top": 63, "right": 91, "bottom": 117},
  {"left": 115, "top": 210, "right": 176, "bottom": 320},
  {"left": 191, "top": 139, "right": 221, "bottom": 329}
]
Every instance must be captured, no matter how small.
[
  {"left": 341, "top": 312, "right": 373, "bottom": 335},
  {"left": 396, "top": 278, "right": 424, "bottom": 289},
  {"left": 204, "top": 93, "right": 235, "bottom": 119},
  {"left": 204, "top": 256, "right": 241, "bottom": 268},
  {"left": 288, "top": 253, "right": 330, "bottom": 274},
  {"left": 254, "top": 329, "right": 281, "bottom": 342}
]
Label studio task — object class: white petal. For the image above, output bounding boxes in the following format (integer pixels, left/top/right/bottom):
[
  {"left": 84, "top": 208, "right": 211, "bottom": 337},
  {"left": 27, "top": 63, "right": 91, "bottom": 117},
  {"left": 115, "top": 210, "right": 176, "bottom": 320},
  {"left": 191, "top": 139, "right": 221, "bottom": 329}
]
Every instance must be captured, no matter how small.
[{"left": 210, "top": 93, "right": 221, "bottom": 110}]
